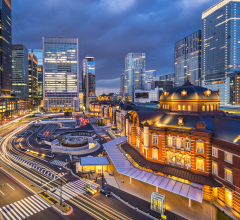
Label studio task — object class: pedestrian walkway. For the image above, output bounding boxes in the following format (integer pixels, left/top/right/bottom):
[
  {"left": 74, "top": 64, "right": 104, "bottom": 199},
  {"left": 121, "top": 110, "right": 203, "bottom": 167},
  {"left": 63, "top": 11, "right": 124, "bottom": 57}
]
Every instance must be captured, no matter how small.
[
  {"left": 50, "top": 159, "right": 67, "bottom": 167},
  {"left": 0, "top": 194, "right": 51, "bottom": 220},
  {"left": 48, "top": 179, "right": 99, "bottom": 202}
]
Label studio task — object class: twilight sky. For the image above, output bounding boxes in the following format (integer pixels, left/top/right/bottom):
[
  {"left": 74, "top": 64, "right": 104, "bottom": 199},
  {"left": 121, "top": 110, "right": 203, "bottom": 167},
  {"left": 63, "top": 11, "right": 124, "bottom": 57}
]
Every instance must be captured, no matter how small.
[{"left": 12, "top": 0, "right": 218, "bottom": 95}]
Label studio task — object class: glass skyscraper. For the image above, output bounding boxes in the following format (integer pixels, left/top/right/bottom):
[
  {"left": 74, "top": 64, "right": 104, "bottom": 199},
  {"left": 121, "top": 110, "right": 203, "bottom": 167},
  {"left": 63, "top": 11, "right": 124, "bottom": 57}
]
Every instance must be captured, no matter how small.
[
  {"left": 28, "top": 53, "right": 38, "bottom": 99},
  {"left": 82, "top": 56, "right": 95, "bottom": 110},
  {"left": 124, "top": 53, "right": 145, "bottom": 101},
  {"left": 43, "top": 37, "right": 79, "bottom": 112},
  {"left": 12, "top": 44, "right": 29, "bottom": 97},
  {"left": 202, "top": 0, "right": 240, "bottom": 104},
  {"left": 174, "top": 30, "right": 201, "bottom": 87},
  {"left": 0, "top": 0, "right": 12, "bottom": 96},
  {"left": 29, "top": 49, "right": 43, "bottom": 98}
]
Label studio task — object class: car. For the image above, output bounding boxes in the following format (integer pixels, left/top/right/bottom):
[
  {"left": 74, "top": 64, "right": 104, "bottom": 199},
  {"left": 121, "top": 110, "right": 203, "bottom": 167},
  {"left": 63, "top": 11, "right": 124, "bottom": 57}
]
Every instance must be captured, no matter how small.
[
  {"left": 100, "top": 187, "right": 111, "bottom": 197},
  {"left": 84, "top": 184, "right": 97, "bottom": 195}
]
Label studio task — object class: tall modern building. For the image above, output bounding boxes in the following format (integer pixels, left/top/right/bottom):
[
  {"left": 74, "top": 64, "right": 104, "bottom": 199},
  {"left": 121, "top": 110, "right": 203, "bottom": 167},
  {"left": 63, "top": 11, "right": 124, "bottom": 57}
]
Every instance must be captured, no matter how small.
[
  {"left": 28, "top": 49, "right": 43, "bottom": 98},
  {"left": 43, "top": 37, "right": 79, "bottom": 112},
  {"left": 28, "top": 53, "right": 38, "bottom": 99},
  {"left": 0, "top": 0, "right": 12, "bottom": 97},
  {"left": 174, "top": 30, "right": 201, "bottom": 87},
  {"left": 202, "top": 0, "right": 240, "bottom": 105},
  {"left": 145, "top": 70, "right": 156, "bottom": 83},
  {"left": 124, "top": 53, "right": 145, "bottom": 101},
  {"left": 120, "top": 73, "right": 124, "bottom": 98},
  {"left": 82, "top": 56, "right": 95, "bottom": 111},
  {"left": 12, "top": 44, "right": 29, "bottom": 97}
]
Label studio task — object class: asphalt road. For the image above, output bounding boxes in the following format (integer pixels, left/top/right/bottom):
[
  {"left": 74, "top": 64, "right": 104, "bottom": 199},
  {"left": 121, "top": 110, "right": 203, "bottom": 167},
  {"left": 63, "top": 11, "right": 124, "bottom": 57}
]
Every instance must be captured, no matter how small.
[{"left": 0, "top": 169, "right": 66, "bottom": 220}]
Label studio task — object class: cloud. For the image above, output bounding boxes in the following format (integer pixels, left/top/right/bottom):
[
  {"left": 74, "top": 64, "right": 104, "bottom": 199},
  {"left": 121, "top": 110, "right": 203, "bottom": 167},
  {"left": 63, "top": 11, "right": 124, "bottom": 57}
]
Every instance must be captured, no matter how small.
[
  {"left": 12, "top": 0, "right": 219, "bottom": 93},
  {"left": 100, "top": 0, "right": 136, "bottom": 13}
]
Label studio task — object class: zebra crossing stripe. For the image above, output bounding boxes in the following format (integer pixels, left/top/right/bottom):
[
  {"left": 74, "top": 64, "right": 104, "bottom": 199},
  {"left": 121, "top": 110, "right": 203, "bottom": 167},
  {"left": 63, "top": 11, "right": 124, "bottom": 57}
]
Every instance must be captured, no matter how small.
[
  {"left": 30, "top": 196, "right": 48, "bottom": 209},
  {"left": 13, "top": 202, "right": 29, "bottom": 217},
  {"left": 0, "top": 207, "right": 11, "bottom": 220},
  {"left": 2, "top": 206, "right": 16, "bottom": 220},
  {"left": 22, "top": 199, "right": 38, "bottom": 214},
  {"left": 25, "top": 198, "right": 41, "bottom": 212},
  {"left": 9, "top": 204, "right": 26, "bottom": 219},
  {"left": 6, "top": 205, "right": 21, "bottom": 220},
  {"left": 34, "top": 195, "right": 51, "bottom": 207},
  {"left": 17, "top": 200, "right": 33, "bottom": 215}
]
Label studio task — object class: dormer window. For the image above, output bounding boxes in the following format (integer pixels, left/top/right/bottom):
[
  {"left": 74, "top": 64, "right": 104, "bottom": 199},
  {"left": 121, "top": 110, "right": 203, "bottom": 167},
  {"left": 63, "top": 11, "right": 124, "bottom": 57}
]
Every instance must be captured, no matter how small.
[
  {"left": 181, "top": 89, "right": 187, "bottom": 96},
  {"left": 178, "top": 117, "right": 184, "bottom": 126},
  {"left": 164, "top": 91, "right": 169, "bottom": 96},
  {"left": 204, "top": 89, "right": 211, "bottom": 96}
]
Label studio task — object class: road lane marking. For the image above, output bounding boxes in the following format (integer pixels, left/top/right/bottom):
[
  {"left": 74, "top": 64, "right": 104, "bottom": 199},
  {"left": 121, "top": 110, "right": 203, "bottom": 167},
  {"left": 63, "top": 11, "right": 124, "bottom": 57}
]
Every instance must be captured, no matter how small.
[
  {"left": 17, "top": 200, "right": 33, "bottom": 216},
  {"left": 6, "top": 205, "right": 21, "bottom": 220},
  {"left": 6, "top": 183, "right": 15, "bottom": 190},
  {"left": 10, "top": 204, "right": 26, "bottom": 219},
  {"left": 0, "top": 190, "right": 5, "bottom": 196},
  {"left": 0, "top": 207, "right": 11, "bottom": 220}
]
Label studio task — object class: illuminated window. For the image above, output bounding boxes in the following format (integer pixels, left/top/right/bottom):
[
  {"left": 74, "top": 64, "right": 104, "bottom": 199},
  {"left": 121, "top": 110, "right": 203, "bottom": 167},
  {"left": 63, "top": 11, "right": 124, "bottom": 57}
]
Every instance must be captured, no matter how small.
[
  {"left": 225, "top": 168, "right": 233, "bottom": 184},
  {"left": 176, "top": 138, "right": 181, "bottom": 149},
  {"left": 212, "top": 162, "right": 218, "bottom": 175},
  {"left": 196, "top": 159, "right": 204, "bottom": 171},
  {"left": 152, "top": 135, "right": 158, "bottom": 145},
  {"left": 168, "top": 136, "right": 172, "bottom": 147},
  {"left": 212, "top": 147, "right": 218, "bottom": 157},
  {"left": 181, "top": 90, "right": 187, "bottom": 96},
  {"left": 202, "top": 105, "right": 205, "bottom": 111},
  {"left": 225, "top": 152, "right": 232, "bottom": 164},
  {"left": 152, "top": 148, "right": 158, "bottom": 160},
  {"left": 210, "top": 105, "right": 214, "bottom": 111},
  {"left": 225, "top": 189, "right": 232, "bottom": 207},
  {"left": 182, "top": 105, "right": 186, "bottom": 111},
  {"left": 178, "top": 105, "right": 181, "bottom": 111},
  {"left": 188, "top": 105, "right": 191, "bottom": 111},
  {"left": 185, "top": 140, "right": 190, "bottom": 150},
  {"left": 196, "top": 142, "right": 204, "bottom": 153},
  {"left": 178, "top": 117, "right": 184, "bottom": 126},
  {"left": 206, "top": 105, "right": 209, "bottom": 111}
]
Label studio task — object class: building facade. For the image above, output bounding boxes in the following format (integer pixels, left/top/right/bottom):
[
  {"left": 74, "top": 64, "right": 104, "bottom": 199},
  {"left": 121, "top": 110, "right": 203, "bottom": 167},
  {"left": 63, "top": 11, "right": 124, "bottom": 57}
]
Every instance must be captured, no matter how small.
[
  {"left": 43, "top": 37, "right": 79, "bottom": 112},
  {"left": 151, "top": 80, "right": 174, "bottom": 91},
  {"left": 175, "top": 30, "right": 201, "bottom": 87},
  {"left": 134, "top": 87, "right": 163, "bottom": 103},
  {"left": 202, "top": 0, "right": 240, "bottom": 105},
  {"left": 120, "top": 73, "right": 124, "bottom": 97},
  {"left": 159, "top": 73, "right": 175, "bottom": 83},
  {"left": 0, "top": 0, "right": 12, "bottom": 97},
  {"left": 12, "top": 44, "right": 29, "bottom": 97},
  {"left": 28, "top": 53, "right": 38, "bottom": 107},
  {"left": 123, "top": 80, "right": 240, "bottom": 219},
  {"left": 29, "top": 49, "right": 43, "bottom": 98},
  {"left": 82, "top": 56, "right": 96, "bottom": 111},
  {"left": 124, "top": 53, "right": 145, "bottom": 102}
]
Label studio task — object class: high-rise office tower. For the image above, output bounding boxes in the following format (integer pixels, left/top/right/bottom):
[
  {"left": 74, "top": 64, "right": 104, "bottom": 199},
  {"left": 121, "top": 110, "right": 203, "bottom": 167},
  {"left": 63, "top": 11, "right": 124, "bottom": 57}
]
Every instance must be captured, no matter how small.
[
  {"left": 124, "top": 53, "right": 145, "bottom": 101},
  {"left": 174, "top": 30, "right": 201, "bottom": 87},
  {"left": 0, "top": 0, "right": 12, "bottom": 97},
  {"left": 43, "top": 37, "right": 79, "bottom": 112},
  {"left": 120, "top": 73, "right": 124, "bottom": 98},
  {"left": 28, "top": 49, "right": 43, "bottom": 98},
  {"left": 12, "top": 44, "right": 29, "bottom": 97},
  {"left": 202, "top": 0, "right": 240, "bottom": 105},
  {"left": 28, "top": 53, "right": 38, "bottom": 98},
  {"left": 82, "top": 56, "right": 95, "bottom": 110},
  {"left": 145, "top": 70, "right": 156, "bottom": 90}
]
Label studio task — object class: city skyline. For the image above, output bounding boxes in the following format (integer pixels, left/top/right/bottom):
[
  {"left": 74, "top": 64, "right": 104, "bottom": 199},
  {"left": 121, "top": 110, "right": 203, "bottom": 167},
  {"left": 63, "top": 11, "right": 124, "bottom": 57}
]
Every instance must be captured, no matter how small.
[{"left": 12, "top": 0, "right": 220, "bottom": 95}]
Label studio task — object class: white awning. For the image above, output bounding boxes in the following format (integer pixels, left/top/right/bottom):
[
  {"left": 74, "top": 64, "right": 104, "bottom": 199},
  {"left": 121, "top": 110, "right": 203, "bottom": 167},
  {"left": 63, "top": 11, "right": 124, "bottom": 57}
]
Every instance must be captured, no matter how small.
[{"left": 103, "top": 137, "right": 203, "bottom": 203}]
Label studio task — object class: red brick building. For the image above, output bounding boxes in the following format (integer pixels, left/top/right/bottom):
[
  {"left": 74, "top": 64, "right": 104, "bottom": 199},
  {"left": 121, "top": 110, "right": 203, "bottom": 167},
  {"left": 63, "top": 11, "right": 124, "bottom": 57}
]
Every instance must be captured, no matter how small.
[{"left": 120, "top": 80, "right": 240, "bottom": 218}]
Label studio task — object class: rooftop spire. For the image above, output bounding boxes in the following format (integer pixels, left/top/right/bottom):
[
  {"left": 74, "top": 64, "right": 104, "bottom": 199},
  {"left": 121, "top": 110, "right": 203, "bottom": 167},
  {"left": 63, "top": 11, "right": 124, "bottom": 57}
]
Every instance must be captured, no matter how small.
[{"left": 183, "top": 63, "right": 193, "bottom": 86}]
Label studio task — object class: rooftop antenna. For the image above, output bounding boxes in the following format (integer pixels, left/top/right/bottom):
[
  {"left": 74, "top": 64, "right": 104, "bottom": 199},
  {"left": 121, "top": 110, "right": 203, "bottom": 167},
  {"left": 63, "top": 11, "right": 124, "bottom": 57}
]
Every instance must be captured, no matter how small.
[{"left": 186, "top": 63, "right": 190, "bottom": 82}]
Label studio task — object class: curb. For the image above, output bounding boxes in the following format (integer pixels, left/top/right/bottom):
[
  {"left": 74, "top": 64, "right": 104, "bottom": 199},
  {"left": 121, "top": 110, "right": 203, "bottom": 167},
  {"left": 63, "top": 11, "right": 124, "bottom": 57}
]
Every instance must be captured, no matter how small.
[
  {"left": 111, "top": 192, "right": 159, "bottom": 220},
  {"left": 51, "top": 203, "right": 73, "bottom": 216}
]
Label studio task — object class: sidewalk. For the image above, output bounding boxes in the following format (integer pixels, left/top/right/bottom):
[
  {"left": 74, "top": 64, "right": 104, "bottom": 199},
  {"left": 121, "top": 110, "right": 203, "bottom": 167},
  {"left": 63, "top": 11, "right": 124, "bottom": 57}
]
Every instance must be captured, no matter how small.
[{"left": 105, "top": 162, "right": 215, "bottom": 220}]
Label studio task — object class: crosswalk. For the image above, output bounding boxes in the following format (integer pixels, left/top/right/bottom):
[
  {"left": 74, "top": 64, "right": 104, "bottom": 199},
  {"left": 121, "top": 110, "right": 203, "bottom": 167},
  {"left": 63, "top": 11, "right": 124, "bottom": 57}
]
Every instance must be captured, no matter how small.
[
  {"left": 49, "top": 160, "right": 67, "bottom": 167},
  {"left": 0, "top": 194, "right": 51, "bottom": 220},
  {"left": 48, "top": 179, "right": 98, "bottom": 202}
]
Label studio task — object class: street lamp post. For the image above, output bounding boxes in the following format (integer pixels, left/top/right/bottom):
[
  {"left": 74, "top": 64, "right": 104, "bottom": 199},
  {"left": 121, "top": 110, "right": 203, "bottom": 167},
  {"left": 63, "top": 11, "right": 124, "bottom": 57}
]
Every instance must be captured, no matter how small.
[{"left": 59, "top": 168, "right": 63, "bottom": 206}]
